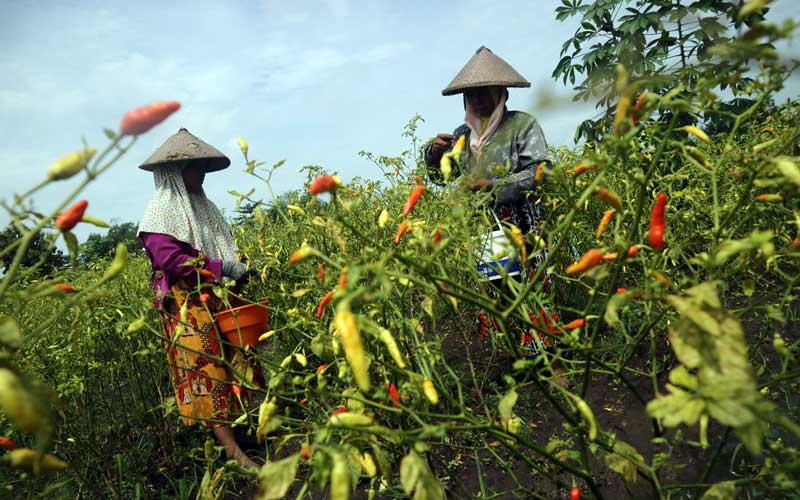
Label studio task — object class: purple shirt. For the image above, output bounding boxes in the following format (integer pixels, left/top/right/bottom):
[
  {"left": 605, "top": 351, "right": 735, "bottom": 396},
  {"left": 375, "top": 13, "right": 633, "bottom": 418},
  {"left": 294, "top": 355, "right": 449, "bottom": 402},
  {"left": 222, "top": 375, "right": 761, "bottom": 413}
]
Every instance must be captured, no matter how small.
[{"left": 140, "top": 232, "right": 223, "bottom": 308}]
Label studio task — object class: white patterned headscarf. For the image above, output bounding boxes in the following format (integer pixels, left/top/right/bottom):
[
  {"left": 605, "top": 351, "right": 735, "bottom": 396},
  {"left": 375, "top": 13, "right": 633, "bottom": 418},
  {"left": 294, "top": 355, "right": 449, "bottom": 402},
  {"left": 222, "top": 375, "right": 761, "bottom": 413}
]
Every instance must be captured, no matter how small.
[{"left": 137, "top": 163, "right": 239, "bottom": 262}]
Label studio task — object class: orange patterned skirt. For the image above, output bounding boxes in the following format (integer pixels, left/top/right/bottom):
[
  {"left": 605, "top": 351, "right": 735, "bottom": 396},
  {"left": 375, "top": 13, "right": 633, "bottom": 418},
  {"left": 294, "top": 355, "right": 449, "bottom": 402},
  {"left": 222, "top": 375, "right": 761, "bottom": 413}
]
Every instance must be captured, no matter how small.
[{"left": 160, "top": 284, "right": 253, "bottom": 427}]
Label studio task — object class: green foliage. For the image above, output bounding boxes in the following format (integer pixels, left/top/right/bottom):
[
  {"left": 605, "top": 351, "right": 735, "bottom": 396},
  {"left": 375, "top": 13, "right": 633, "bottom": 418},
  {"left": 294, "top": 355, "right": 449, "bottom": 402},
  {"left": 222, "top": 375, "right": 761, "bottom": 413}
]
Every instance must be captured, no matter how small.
[
  {"left": 1, "top": 5, "right": 799, "bottom": 500},
  {"left": 78, "top": 221, "right": 141, "bottom": 264},
  {"left": 0, "top": 225, "right": 67, "bottom": 276}
]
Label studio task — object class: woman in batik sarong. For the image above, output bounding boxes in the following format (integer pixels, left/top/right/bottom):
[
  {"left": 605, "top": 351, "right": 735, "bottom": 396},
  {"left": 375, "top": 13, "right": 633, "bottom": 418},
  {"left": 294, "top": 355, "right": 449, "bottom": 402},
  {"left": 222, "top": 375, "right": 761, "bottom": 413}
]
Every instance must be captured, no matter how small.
[{"left": 137, "top": 128, "right": 258, "bottom": 468}]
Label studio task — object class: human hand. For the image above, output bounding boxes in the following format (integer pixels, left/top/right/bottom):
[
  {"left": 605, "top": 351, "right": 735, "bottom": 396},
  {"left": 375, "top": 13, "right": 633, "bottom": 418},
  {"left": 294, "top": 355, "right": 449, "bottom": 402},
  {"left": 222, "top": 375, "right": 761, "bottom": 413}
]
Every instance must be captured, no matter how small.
[
  {"left": 222, "top": 260, "right": 247, "bottom": 281},
  {"left": 469, "top": 178, "right": 494, "bottom": 192},
  {"left": 429, "top": 133, "right": 455, "bottom": 158}
]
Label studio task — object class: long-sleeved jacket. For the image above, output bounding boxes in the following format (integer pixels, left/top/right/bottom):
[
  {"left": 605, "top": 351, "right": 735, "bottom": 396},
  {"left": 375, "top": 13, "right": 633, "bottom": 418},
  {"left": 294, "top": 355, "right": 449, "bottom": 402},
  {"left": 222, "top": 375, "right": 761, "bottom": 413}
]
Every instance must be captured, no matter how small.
[{"left": 425, "top": 110, "right": 552, "bottom": 234}]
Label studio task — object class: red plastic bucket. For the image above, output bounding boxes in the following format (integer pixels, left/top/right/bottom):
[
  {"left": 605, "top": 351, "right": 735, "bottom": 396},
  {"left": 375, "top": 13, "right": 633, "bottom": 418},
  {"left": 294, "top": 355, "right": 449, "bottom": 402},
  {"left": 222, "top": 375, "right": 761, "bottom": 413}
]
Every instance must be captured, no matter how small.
[{"left": 214, "top": 300, "right": 269, "bottom": 347}]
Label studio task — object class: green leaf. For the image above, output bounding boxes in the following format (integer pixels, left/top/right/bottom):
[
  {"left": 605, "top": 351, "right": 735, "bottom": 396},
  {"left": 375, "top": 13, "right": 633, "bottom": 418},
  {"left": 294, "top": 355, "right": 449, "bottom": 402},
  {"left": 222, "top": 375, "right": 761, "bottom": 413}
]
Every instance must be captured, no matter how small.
[
  {"left": 700, "top": 480, "right": 736, "bottom": 500},
  {"left": 255, "top": 454, "right": 298, "bottom": 500}
]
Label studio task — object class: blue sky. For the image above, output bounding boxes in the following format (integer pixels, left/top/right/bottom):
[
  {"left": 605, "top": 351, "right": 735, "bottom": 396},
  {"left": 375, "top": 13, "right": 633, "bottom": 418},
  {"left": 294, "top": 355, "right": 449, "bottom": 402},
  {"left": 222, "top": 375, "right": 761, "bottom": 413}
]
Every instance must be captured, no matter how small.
[{"left": 1, "top": 0, "right": 797, "bottom": 241}]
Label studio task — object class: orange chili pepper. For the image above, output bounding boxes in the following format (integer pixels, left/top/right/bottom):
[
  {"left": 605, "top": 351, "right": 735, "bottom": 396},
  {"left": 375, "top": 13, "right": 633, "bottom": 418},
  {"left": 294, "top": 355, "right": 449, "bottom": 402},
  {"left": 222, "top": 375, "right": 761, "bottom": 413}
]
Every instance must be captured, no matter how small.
[
  {"left": 317, "top": 263, "right": 325, "bottom": 281},
  {"left": 561, "top": 318, "right": 586, "bottom": 330},
  {"left": 54, "top": 283, "right": 78, "bottom": 294},
  {"left": 402, "top": 185, "right": 424, "bottom": 217},
  {"left": 394, "top": 220, "right": 409, "bottom": 244},
  {"left": 199, "top": 292, "right": 211, "bottom": 303},
  {"left": 535, "top": 162, "right": 546, "bottom": 183},
  {"left": 120, "top": 101, "right": 181, "bottom": 136},
  {"left": 55, "top": 199, "right": 88, "bottom": 231},
  {"left": 232, "top": 383, "right": 242, "bottom": 397},
  {"left": 316, "top": 290, "right": 334, "bottom": 318},
  {"left": 316, "top": 364, "right": 328, "bottom": 374},
  {"left": 199, "top": 269, "right": 214, "bottom": 279},
  {"left": 289, "top": 245, "right": 313, "bottom": 265},
  {"left": 652, "top": 271, "right": 673, "bottom": 288},
  {"left": 594, "top": 188, "right": 622, "bottom": 211},
  {"left": 596, "top": 209, "right": 615, "bottom": 239},
  {"left": 574, "top": 163, "right": 589, "bottom": 176},
  {"left": 601, "top": 252, "right": 618, "bottom": 262},
  {"left": 566, "top": 249, "right": 604, "bottom": 276},
  {"left": 337, "top": 268, "right": 348, "bottom": 289},
  {"left": 300, "top": 446, "right": 311, "bottom": 461},
  {"left": 627, "top": 245, "right": 639, "bottom": 257}
]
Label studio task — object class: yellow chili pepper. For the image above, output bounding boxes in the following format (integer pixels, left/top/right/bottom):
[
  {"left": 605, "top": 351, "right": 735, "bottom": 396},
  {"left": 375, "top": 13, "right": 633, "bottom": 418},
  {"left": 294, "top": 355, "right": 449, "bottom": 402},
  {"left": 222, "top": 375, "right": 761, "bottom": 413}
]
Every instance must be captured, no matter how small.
[
  {"left": 334, "top": 302, "right": 370, "bottom": 392},
  {"left": 422, "top": 379, "right": 439, "bottom": 405},
  {"left": 378, "top": 328, "right": 407, "bottom": 369},
  {"left": 47, "top": 148, "right": 96, "bottom": 181},
  {"left": 102, "top": 243, "right": 128, "bottom": 280}
]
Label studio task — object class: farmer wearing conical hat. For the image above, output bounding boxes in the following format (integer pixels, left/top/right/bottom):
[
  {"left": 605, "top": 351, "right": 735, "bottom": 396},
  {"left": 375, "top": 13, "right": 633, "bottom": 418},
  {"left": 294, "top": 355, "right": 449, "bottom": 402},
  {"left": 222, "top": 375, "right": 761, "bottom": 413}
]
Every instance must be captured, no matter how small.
[
  {"left": 426, "top": 46, "right": 552, "bottom": 237},
  {"left": 426, "top": 48, "right": 565, "bottom": 369},
  {"left": 137, "top": 128, "right": 259, "bottom": 469}
]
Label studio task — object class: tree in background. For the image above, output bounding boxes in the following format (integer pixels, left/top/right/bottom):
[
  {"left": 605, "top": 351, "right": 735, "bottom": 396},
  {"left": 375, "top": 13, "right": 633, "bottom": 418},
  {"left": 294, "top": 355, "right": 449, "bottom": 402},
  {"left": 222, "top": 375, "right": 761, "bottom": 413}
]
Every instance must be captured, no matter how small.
[
  {"left": 552, "top": 0, "right": 786, "bottom": 141},
  {"left": 0, "top": 225, "right": 67, "bottom": 276},
  {"left": 78, "top": 222, "right": 141, "bottom": 265}
]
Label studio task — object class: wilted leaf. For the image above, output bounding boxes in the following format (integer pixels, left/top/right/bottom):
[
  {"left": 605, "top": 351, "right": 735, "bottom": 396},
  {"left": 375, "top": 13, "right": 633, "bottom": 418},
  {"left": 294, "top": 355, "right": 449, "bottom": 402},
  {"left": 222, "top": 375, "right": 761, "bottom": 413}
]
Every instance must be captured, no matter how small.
[
  {"left": 256, "top": 454, "right": 298, "bottom": 500},
  {"left": 604, "top": 440, "right": 643, "bottom": 483}
]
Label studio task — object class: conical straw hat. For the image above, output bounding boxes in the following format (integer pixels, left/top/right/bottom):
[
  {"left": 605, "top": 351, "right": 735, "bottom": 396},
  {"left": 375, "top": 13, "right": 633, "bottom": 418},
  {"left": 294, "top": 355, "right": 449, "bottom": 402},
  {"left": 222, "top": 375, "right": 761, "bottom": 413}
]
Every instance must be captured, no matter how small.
[
  {"left": 442, "top": 46, "right": 530, "bottom": 96},
  {"left": 139, "top": 128, "right": 230, "bottom": 172}
]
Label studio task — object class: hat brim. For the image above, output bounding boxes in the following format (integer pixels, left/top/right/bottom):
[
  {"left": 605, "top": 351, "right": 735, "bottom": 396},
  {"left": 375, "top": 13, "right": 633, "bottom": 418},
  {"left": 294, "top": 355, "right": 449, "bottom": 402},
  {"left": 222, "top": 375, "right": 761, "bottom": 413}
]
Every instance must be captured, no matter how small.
[
  {"left": 442, "top": 81, "right": 531, "bottom": 96},
  {"left": 138, "top": 156, "right": 230, "bottom": 172}
]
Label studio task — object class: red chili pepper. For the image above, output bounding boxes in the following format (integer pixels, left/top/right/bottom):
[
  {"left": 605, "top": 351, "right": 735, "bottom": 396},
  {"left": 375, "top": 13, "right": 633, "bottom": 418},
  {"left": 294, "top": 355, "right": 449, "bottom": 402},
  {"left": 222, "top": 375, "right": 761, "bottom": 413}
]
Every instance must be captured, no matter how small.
[
  {"left": 199, "top": 292, "right": 211, "bottom": 303},
  {"left": 54, "top": 283, "right": 78, "bottom": 293},
  {"left": 316, "top": 364, "right": 328, "bottom": 374},
  {"left": 649, "top": 193, "right": 668, "bottom": 250},
  {"left": 570, "top": 486, "right": 582, "bottom": 500},
  {"left": 332, "top": 407, "right": 349, "bottom": 416},
  {"left": 120, "top": 101, "right": 181, "bottom": 136},
  {"left": 561, "top": 318, "right": 586, "bottom": 330},
  {"left": 394, "top": 220, "right": 409, "bottom": 245},
  {"left": 627, "top": 245, "right": 639, "bottom": 257},
  {"left": 403, "top": 185, "right": 424, "bottom": 217},
  {"left": 566, "top": 249, "right": 604, "bottom": 276},
  {"left": 317, "top": 263, "right": 325, "bottom": 281},
  {"left": 477, "top": 312, "right": 489, "bottom": 339},
  {"left": 300, "top": 446, "right": 311, "bottom": 461},
  {"left": 433, "top": 226, "right": 442, "bottom": 245},
  {"left": 309, "top": 175, "right": 341, "bottom": 195},
  {"left": 0, "top": 436, "right": 17, "bottom": 451},
  {"left": 316, "top": 290, "right": 334, "bottom": 318},
  {"left": 55, "top": 199, "right": 88, "bottom": 231},
  {"left": 386, "top": 383, "right": 401, "bottom": 408}
]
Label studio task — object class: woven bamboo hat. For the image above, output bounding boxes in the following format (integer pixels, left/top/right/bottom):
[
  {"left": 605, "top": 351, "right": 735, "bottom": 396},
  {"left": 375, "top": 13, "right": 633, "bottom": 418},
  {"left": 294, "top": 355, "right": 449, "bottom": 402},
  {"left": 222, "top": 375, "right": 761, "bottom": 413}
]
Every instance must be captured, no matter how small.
[
  {"left": 139, "top": 128, "right": 230, "bottom": 172},
  {"left": 442, "top": 46, "right": 530, "bottom": 96}
]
